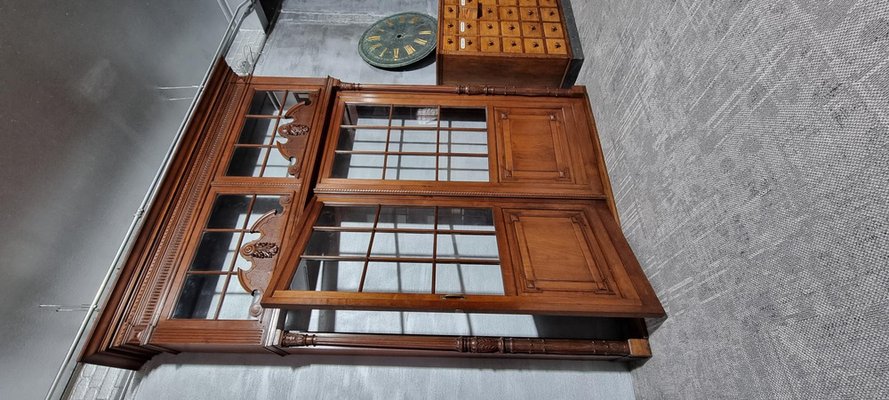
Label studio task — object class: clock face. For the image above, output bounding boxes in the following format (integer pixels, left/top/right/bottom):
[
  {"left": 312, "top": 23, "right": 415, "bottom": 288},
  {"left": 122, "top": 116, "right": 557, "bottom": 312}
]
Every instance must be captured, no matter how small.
[{"left": 358, "top": 12, "right": 437, "bottom": 69}]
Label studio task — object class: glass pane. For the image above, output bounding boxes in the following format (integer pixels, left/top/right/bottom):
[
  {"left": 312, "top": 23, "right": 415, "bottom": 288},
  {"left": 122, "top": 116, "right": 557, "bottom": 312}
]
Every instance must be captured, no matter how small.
[
  {"left": 392, "top": 106, "right": 438, "bottom": 127},
  {"left": 337, "top": 127, "right": 388, "bottom": 152},
  {"left": 385, "top": 155, "right": 436, "bottom": 181},
  {"left": 247, "top": 196, "right": 284, "bottom": 227},
  {"left": 217, "top": 277, "right": 255, "bottom": 319},
  {"left": 437, "top": 208, "right": 495, "bottom": 231},
  {"left": 377, "top": 206, "right": 435, "bottom": 229},
  {"left": 263, "top": 149, "right": 292, "bottom": 178},
  {"left": 172, "top": 274, "right": 224, "bottom": 319},
  {"left": 439, "top": 130, "right": 488, "bottom": 154},
  {"left": 390, "top": 129, "right": 437, "bottom": 153},
  {"left": 371, "top": 232, "right": 434, "bottom": 257},
  {"left": 436, "top": 264, "right": 504, "bottom": 295},
  {"left": 189, "top": 231, "right": 241, "bottom": 271},
  {"left": 363, "top": 262, "right": 433, "bottom": 293},
  {"left": 226, "top": 147, "right": 268, "bottom": 177},
  {"left": 345, "top": 104, "right": 390, "bottom": 126},
  {"left": 332, "top": 153, "right": 384, "bottom": 179},
  {"left": 283, "top": 91, "right": 312, "bottom": 112},
  {"left": 290, "top": 259, "right": 364, "bottom": 292},
  {"left": 207, "top": 195, "right": 250, "bottom": 229},
  {"left": 304, "top": 230, "right": 371, "bottom": 257},
  {"left": 438, "top": 156, "right": 489, "bottom": 182},
  {"left": 436, "top": 234, "right": 499, "bottom": 260},
  {"left": 237, "top": 118, "right": 276, "bottom": 144},
  {"left": 247, "top": 90, "right": 284, "bottom": 115},
  {"left": 315, "top": 205, "right": 377, "bottom": 228},
  {"left": 440, "top": 107, "right": 487, "bottom": 129}
]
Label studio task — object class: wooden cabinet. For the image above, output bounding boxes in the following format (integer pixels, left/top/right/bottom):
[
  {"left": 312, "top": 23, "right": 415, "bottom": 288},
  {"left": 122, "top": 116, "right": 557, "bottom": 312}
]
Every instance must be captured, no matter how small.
[
  {"left": 437, "top": 0, "right": 584, "bottom": 88},
  {"left": 81, "top": 67, "right": 663, "bottom": 369}
]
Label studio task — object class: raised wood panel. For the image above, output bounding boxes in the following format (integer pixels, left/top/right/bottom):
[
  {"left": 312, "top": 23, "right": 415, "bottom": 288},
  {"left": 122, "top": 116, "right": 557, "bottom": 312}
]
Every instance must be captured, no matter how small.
[
  {"left": 505, "top": 208, "right": 611, "bottom": 293},
  {"left": 496, "top": 107, "right": 573, "bottom": 183}
]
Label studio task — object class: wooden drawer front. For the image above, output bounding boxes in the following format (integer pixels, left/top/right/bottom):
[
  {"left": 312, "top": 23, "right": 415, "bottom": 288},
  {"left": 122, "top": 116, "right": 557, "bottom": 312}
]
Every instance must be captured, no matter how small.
[
  {"left": 523, "top": 38, "right": 545, "bottom": 53},
  {"left": 457, "top": 36, "right": 479, "bottom": 52},
  {"left": 498, "top": 0, "right": 518, "bottom": 5},
  {"left": 481, "top": 37, "right": 502, "bottom": 52},
  {"left": 539, "top": 0, "right": 557, "bottom": 6},
  {"left": 518, "top": 0, "right": 538, "bottom": 6},
  {"left": 442, "top": 35, "right": 458, "bottom": 52},
  {"left": 496, "top": 108, "right": 573, "bottom": 182},
  {"left": 458, "top": 20, "right": 478, "bottom": 36},
  {"left": 543, "top": 22, "right": 563, "bottom": 38},
  {"left": 443, "top": 20, "right": 459, "bottom": 35},
  {"left": 502, "top": 37, "right": 523, "bottom": 52},
  {"left": 443, "top": 4, "right": 458, "bottom": 19},
  {"left": 546, "top": 38, "right": 568, "bottom": 54},
  {"left": 540, "top": 7, "right": 561, "bottom": 22},
  {"left": 521, "top": 22, "right": 542, "bottom": 37},
  {"left": 481, "top": 4, "right": 498, "bottom": 20},
  {"left": 504, "top": 208, "right": 614, "bottom": 294},
  {"left": 499, "top": 6, "right": 519, "bottom": 20},
  {"left": 501, "top": 21, "right": 521, "bottom": 36},
  {"left": 480, "top": 20, "right": 500, "bottom": 35},
  {"left": 460, "top": 5, "right": 479, "bottom": 20},
  {"left": 520, "top": 7, "right": 540, "bottom": 21}
]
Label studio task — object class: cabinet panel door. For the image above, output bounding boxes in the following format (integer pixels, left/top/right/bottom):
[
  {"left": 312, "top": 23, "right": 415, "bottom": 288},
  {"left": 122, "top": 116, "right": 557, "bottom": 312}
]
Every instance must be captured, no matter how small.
[
  {"left": 496, "top": 107, "right": 573, "bottom": 183},
  {"left": 505, "top": 208, "right": 612, "bottom": 294}
]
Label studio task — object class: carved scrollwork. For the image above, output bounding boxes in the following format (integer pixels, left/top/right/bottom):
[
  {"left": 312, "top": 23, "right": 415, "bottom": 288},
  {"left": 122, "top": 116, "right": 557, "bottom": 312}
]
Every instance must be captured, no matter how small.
[
  {"left": 279, "top": 123, "right": 309, "bottom": 137},
  {"left": 275, "top": 93, "right": 318, "bottom": 178},
  {"left": 240, "top": 242, "right": 279, "bottom": 259},
  {"left": 237, "top": 195, "right": 291, "bottom": 317}
]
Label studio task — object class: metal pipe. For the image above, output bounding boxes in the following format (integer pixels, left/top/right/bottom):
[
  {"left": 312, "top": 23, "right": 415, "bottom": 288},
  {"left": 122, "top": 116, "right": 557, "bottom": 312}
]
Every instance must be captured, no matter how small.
[{"left": 44, "top": 1, "right": 255, "bottom": 399}]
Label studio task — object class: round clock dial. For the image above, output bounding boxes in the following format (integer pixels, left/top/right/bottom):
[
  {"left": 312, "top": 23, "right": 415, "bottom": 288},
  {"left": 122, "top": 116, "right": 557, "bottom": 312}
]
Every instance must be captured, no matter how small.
[{"left": 358, "top": 12, "right": 438, "bottom": 69}]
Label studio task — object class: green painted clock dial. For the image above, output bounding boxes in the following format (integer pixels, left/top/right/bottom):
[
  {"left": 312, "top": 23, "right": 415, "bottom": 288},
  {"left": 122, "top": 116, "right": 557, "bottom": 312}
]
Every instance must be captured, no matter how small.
[{"left": 358, "top": 12, "right": 437, "bottom": 69}]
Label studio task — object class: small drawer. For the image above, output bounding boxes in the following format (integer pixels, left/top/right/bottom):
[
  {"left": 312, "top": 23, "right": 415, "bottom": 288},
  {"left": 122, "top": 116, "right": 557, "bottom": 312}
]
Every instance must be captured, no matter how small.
[
  {"left": 443, "top": 20, "right": 459, "bottom": 35},
  {"left": 457, "top": 36, "right": 480, "bottom": 52},
  {"left": 518, "top": 0, "right": 538, "bottom": 6},
  {"left": 443, "top": 0, "right": 458, "bottom": 4},
  {"left": 523, "top": 38, "right": 545, "bottom": 53},
  {"left": 480, "top": 21, "right": 500, "bottom": 35},
  {"left": 480, "top": 5, "right": 498, "bottom": 20},
  {"left": 481, "top": 37, "right": 501, "bottom": 52},
  {"left": 498, "top": 0, "right": 518, "bottom": 5},
  {"left": 543, "top": 22, "right": 563, "bottom": 37},
  {"left": 458, "top": 20, "right": 478, "bottom": 35},
  {"left": 460, "top": 6, "right": 479, "bottom": 19},
  {"left": 501, "top": 21, "right": 521, "bottom": 36},
  {"left": 540, "top": 7, "right": 560, "bottom": 22},
  {"left": 499, "top": 6, "right": 519, "bottom": 20},
  {"left": 443, "top": 4, "right": 458, "bottom": 19},
  {"left": 442, "top": 35, "right": 459, "bottom": 52},
  {"left": 520, "top": 7, "right": 540, "bottom": 21},
  {"left": 545, "top": 38, "right": 568, "bottom": 54},
  {"left": 539, "top": 0, "right": 557, "bottom": 6},
  {"left": 503, "top": 38, "right": 523, "bottom": 53},
  {"left": 478, "top": 4, "right": 500, "bottom": 21},
  {"left": 521, "top": 22, "right": 542, "bottom": 37}
]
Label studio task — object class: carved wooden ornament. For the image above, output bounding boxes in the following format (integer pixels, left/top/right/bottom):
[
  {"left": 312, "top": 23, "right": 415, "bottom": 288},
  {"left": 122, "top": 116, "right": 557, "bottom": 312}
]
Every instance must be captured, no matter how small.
[
  {"left": 276, "top": 95, "right": 317, "bottom": 177},
  {"left": 238, "top": 195, "right": 291, "bottom": 317}
]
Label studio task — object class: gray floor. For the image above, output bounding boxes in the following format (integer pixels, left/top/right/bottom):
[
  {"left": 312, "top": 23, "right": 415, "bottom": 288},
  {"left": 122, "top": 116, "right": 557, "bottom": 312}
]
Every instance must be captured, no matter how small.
[{"left": 572, "top": 1, "right": 889, "bottom": 398}]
